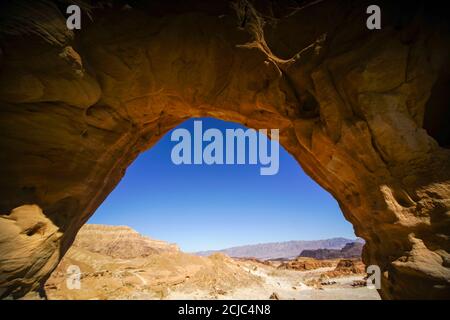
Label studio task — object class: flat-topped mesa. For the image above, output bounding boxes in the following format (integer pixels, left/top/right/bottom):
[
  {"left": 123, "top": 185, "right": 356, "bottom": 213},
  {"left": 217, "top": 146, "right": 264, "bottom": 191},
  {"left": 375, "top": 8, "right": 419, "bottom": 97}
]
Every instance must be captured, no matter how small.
[{"left": 72, "top": 224, "right": 179, "bottom": 259}]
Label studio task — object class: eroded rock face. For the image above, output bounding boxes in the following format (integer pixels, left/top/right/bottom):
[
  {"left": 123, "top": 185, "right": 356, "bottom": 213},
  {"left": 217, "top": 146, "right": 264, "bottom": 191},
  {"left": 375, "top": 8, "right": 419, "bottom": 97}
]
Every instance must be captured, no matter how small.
[
  {"left": 71, "top": 224, "right": 179, "bottom": 259},
  {"left": 277, "top": 258, "right": 334, "bottom": 271},
  {"left": 45, "top": 227, "right": 259, "bottom": 300},
  {"left": 0, "top": 0, "right": 449, "bottom": 299},
  {"left": 0, "top": 205, "right": 62, "bottom": 298}
]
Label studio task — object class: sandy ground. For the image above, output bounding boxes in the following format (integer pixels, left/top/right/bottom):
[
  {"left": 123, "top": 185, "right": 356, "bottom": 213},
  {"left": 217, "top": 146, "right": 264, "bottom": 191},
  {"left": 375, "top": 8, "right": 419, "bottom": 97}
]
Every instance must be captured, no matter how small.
[
  {"left": 45, "top": 224, "right": 380, "bottom": 300},
  {"left": 46, "top": 249, "right": 380, "bottom": 300},
  {"left": 166, "top": 263, "right": 380, "bottom": 300}
]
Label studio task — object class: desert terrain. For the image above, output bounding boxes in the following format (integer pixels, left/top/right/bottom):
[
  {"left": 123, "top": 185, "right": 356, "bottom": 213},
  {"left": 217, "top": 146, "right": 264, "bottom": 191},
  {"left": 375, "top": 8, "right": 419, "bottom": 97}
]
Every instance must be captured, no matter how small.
[{"left": 45, "top": 225, "right": 380, "bottom": 300}]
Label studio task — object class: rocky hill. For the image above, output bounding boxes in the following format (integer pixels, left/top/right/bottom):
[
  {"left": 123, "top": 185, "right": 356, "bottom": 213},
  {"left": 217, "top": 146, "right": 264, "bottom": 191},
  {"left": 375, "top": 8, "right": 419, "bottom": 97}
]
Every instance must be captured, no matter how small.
[
  {"left": 45, "top": 225, "right": 379, "bottom": 300},
  {"left": 71, "top": 224, "right": 179, "bottom": 259},
  {"left": 194, "top": 238, "right": 363, "bottom": 260},
  {"left": 45, "top": 225, "right": 262, "bottom": 299},
  {"left": 299, "top": 242, "right": 364, "bottom": 260}
]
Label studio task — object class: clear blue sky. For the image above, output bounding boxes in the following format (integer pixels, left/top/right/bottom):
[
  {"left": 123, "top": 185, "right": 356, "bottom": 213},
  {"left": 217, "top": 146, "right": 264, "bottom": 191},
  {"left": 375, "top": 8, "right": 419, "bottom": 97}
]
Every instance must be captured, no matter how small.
[{"left": 89, "top": 117, "right": 356, "bottom": 252}]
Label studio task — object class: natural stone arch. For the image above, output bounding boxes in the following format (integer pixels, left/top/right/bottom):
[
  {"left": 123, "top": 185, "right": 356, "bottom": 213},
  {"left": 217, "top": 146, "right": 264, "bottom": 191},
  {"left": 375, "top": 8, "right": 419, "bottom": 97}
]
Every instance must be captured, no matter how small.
[{"left": 0, "top": 0, "right": 449, "bottom": 299}]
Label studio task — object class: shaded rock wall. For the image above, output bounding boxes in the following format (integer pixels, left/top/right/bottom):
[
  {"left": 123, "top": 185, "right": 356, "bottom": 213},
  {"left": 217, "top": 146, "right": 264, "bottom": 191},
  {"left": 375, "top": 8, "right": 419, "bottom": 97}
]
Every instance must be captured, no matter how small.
[{"left": 0, "top": 0, "right": 449, "bottom": 299}]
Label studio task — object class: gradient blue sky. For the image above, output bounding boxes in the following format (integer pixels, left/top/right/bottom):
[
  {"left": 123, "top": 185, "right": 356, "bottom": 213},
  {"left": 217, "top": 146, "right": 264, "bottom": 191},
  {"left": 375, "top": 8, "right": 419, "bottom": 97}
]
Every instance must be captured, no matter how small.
[{"left": 89, "top": 118, "right": 356, "bottom": 252}]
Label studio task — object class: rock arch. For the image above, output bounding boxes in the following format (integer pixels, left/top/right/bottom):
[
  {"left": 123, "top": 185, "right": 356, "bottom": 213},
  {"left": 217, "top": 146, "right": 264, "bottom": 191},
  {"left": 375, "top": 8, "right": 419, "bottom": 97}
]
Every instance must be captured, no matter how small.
[{"left": 0, "top": 0, "right": 449, "bottom": 299}]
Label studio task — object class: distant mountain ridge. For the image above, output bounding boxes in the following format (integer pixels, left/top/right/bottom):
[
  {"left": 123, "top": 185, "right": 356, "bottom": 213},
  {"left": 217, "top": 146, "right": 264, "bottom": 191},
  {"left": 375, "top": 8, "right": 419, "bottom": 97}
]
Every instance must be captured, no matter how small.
[
  {"left": 299, "top": 242, "right": 364, "bottom": 260},
  {"left": 194, "top": 237, "right": 364, "bottom": 260}
]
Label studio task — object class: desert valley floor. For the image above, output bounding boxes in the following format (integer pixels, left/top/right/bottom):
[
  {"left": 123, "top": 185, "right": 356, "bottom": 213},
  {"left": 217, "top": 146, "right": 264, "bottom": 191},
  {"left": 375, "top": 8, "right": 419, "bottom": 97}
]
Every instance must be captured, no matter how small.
[{"left": 45, "top": 225, "right": 380, "bottom": 300}]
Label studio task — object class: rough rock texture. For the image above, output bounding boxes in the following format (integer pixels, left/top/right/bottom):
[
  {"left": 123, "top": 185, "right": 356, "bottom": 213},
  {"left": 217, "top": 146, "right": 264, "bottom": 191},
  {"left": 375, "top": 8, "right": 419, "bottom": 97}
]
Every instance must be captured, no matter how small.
[
  {"left": 277, "top": 257, "right": 334, "bottom": 271},
  {"left": 0, "top": 0, "right": 449, "bottom": 299},
  {"left": 0, "top": 205, "right": 62, "bottom": 298},
  {"left": 45, "top": 228, "right": 260, "bottom": 300},
  {"left": 327, "top": 259, "right": 366, "bottom": 277},
  {"left": 306, "top": 258, "right": 366, "bottom": 286}
]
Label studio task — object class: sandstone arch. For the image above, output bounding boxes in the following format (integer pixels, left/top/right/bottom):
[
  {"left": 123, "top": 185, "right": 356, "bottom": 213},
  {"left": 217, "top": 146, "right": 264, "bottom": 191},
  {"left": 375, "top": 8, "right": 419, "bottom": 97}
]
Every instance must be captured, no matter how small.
[{"left": 0, "top": 0, "right": 449, "bottom": 299}]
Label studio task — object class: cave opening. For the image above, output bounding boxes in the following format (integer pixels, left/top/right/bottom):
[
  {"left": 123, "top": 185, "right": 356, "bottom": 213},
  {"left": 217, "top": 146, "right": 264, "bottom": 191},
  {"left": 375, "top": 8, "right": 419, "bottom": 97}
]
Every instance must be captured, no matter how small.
[
  {"left": 42, "top": 117, "right": 380, "bottom": 300},
  {"left": 89, "top": 117, "right": 357, "bottom": 252}
]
